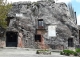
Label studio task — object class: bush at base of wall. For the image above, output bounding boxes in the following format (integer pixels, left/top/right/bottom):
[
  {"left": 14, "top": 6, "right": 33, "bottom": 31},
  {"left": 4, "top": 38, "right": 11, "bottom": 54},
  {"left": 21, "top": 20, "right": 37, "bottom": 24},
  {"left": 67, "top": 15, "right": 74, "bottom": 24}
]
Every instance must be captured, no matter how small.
[
  {"left": 76, "top": 48, "right": 80, "bottom": 56},
  {"left": 60, "top": 49, "right": 78, "bottom": 56},
  {"left": 36, "top": 49, "right": 51, "bottom": 55}
]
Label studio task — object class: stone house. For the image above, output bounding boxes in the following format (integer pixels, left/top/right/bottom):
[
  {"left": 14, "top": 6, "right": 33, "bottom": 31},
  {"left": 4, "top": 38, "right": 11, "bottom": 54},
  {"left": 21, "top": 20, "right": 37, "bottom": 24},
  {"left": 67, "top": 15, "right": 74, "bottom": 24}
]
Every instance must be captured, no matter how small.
[{"left": 0, "top": 0, "right": 79, "bottom": 49}]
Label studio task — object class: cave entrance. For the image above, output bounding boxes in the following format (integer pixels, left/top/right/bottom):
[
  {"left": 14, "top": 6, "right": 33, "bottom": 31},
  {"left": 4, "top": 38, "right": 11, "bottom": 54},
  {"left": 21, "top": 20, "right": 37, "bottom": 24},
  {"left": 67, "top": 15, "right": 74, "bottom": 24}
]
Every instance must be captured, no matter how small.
[
  {"left": 68, "top": 38, "right": 74, "bottom": 47},
  {"left": 6, "top": 31, "right": 18, "bottom": 47}
]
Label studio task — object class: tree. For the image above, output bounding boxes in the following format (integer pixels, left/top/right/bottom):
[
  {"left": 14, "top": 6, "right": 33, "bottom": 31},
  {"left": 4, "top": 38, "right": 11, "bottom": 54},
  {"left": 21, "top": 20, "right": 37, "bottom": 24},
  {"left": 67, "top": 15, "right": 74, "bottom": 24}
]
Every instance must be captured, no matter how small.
[
  {"left": 0, "top": 0, "right": 12, "bottom": 28},
  {"left": 68, "top": 3, "right": 77, "bottom": 24}
]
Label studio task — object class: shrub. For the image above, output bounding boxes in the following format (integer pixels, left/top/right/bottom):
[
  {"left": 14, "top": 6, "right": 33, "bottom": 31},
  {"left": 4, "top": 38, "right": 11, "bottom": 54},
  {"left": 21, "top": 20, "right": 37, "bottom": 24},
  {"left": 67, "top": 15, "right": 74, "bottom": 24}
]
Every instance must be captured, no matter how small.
[
  {"left": 73, "top": 52, "right": 78, "bottom": 56},
  {"left": 60, "top": 51, "right": 64, "bottom": 55},
  {"left": 63, "top": 50, "right": 75, "bottom": 56},
  {"left": 36, "top": 49, "right": 51, "bottom": 55},
  {"left": 60, "top": 49, "right": 79, "bottom": 56},
  {"left": 76, "top": 48, "right": 80, "bottom": 53},
  {"left": 36, "top": 50, "right": 39, "bottom": 54},
  {"left": 65, "top": 52, "right": 70, "bottom": 56},
  {"left": 75, "top": 48, "right": 80, "bottom": 56}
]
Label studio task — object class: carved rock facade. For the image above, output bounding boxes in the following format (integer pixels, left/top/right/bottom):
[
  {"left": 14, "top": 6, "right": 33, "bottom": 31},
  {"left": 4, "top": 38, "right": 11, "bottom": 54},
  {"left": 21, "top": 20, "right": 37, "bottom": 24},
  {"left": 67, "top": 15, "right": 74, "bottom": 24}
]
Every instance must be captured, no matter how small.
[{"left": 0, "top": 0, "right": 79, "bottom": 49}]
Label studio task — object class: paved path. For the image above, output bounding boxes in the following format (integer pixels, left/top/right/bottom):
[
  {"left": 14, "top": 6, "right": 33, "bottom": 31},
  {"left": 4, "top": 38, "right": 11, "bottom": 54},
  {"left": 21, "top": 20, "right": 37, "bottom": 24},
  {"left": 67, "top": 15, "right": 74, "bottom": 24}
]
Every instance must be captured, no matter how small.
[
  {"left": 0, "top": 54, "right": 70, "bottom": 57},
  {"left": 0, "top": 48, "right": 76, "bottom": 57}
]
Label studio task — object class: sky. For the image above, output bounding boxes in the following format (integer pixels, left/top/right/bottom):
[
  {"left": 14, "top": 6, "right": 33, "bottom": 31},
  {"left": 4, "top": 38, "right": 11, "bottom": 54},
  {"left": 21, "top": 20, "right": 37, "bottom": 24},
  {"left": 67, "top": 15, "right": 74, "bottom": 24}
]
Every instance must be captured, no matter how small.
[{"left": 7, "top": 0, "right": 80, "bottom": 25}]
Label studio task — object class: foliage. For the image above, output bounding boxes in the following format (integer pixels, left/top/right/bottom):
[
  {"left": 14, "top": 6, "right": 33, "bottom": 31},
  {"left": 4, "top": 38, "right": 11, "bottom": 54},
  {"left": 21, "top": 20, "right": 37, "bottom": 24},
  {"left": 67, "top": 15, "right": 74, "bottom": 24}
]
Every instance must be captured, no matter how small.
[
  {"left": 60, "top": 51, "right": 64, "bottom": 55},
  {"left": 75, "top": 48, "right": 80, "bottom": 56},
  {"left": 76, "top": 48, "right": 80, "bottom": 53},
  {"left": 36, "top": 49, "right": 50, "bottom": 53},
  {"left": 73, "top": 52, "right": 78, "bottom": 56},
  {"left": 0, "top": 0, "right": 12, "bottom": 29},
  {"left": 63, "top": 50, "right": 74, "bottom": 54},
  {"left": 63, "top": 50, "right": 71, "bottom": 56},
  {"left": 36, "top": 49, "right": 51, "bottom": 55},
  {"left": 60, "top": 49, "right": 78, "bottom": 56}
]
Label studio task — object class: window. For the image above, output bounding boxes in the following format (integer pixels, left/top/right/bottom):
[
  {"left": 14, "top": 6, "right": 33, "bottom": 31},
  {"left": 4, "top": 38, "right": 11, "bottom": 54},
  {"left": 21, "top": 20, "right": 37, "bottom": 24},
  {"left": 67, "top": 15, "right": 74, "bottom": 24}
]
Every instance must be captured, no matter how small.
[
  {"left": 35, "top": 34, "right": 41, "bottom": 42},
  {"left": 38, "top": 19, "right": 44, "bottom": 28},
  {"left": 68, "top": 38, "right": 73, "bottom": 47}
]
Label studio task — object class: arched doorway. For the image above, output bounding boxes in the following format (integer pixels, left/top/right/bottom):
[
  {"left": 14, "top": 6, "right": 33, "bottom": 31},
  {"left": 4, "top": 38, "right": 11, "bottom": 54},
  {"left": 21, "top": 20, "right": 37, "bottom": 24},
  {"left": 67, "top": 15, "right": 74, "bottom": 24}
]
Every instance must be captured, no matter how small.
[{"left": 6, "top": 31, "right": 18, "bottom": 47}]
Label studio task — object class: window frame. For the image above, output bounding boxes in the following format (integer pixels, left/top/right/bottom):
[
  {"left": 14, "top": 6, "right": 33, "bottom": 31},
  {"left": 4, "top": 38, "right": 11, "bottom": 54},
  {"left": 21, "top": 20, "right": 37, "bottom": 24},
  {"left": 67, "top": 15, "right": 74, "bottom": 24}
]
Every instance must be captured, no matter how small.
[{"left": 38, "top": 19, "right": 44, "bottom": 29}]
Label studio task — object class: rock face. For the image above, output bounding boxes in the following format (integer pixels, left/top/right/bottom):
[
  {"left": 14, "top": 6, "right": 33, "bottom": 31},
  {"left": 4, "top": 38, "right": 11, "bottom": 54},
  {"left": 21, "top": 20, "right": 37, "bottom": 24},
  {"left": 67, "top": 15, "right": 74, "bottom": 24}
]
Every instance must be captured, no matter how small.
[
  {"left": 1, "top": 0, "right": 78, "bottom": 49},
  {"left": 0, "top": 27, "right": 5, "bottom": 47}
]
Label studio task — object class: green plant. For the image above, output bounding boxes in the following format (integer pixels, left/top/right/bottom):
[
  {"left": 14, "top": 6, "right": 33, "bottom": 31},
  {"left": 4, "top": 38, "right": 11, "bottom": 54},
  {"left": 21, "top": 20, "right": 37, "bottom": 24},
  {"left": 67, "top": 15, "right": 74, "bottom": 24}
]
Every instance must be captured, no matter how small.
[
  {"left": 36, "top": 50, "right": 39, "bottom": 54},
  {"left": 76, "top": 48, "right": 80, "bottom": 53},
  {"left": 65, "top": 53, "right": 70, "bottom": 56},
  {"left": 73, "top": 52, "right": 78, "bottom": 56},
  {"left": 63, "top": 49, "right": 75, "bottom": 56},
  {"left": 0, "top": 0, "right": 12, "bottom": 29},
  {"left": 36, "top": 49, "right": 51, "bottom": 55},
  {"left": 60, "top": 51, "right": 64, "bottom": 55},
  {"left": 60, "top": 49, "right": 79, "bottom": 56}
]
